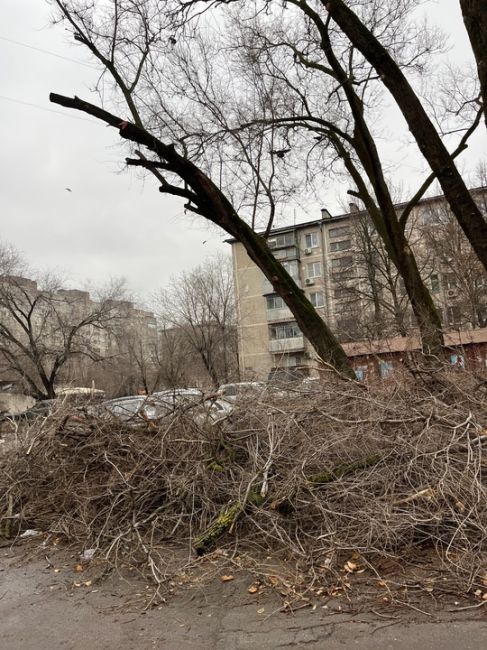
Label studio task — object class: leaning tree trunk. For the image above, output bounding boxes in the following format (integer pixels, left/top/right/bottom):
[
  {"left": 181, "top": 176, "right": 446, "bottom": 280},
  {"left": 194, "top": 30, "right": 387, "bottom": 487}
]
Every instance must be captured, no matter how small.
[
  {"left": 314, "top": 20, "right": 444, "bottom": 356},
  {"left": 49, "top": 94, "right": 356, "bottom": 379},
  {"left": 323, "top": 0, "right": 487, "bottom": 274},
  {"left": 460, "top": 0, "right": 487, "bottom": 132}
]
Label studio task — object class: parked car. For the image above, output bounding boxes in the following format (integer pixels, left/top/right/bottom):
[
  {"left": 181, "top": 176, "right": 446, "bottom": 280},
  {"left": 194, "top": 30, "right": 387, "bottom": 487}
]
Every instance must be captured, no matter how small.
[
  {"left": 192, "top": 398, "right": 234, "bottom": 426},
  {"left": 152, "top": 388, "right": 204, "bottom": 407},
  {"left": 217, "top": 382, "right": 266, "bottom": 402},
  {"left": 92, "top": 390, "right": 232, "bottom": 427},
  {"left": 93, "top": 395, "right": 172, "bottom": 422}
]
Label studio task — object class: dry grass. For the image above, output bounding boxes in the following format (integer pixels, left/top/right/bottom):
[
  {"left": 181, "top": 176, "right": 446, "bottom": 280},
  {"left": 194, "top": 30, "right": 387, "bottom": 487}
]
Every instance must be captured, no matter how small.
[{"left": 1, "top": 370, "right": 487, "bottom": 605}]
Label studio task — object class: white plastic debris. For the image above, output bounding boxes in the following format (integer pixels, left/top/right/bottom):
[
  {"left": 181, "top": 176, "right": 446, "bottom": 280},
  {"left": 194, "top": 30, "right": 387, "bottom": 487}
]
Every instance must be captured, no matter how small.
[
  {"left": 20, "top": 529, "right": 39, "bottom": 538},
  {"left": 80, "top": 548, "right": 96, "bottom": 561}
]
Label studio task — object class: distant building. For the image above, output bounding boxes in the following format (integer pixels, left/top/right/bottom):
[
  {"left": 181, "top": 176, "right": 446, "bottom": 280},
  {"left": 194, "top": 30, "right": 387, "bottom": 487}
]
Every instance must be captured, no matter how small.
[{"left": 229, "top": 188, "right": 487, "bottom": 379}]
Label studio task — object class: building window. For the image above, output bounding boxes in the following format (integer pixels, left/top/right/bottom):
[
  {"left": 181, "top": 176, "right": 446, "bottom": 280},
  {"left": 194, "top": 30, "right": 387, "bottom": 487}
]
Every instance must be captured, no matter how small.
[
  {"left": 304, "top": 232, "right": 319, "bottom": 249},
  {"left": 266, "top": 294, "right": 285, "bottom": 310},
  {"left": 268, "top": 232, "right": 295, "bottom": 249},
  {"left": 430, "top": 274, "right": 440, "bottom": 293},
  {"left": 274, "top": 246, "right": 297, "bottom": 260},
  {"left": 306, "top": 261, "right": 322, "bottom": 278},
  {"left": 330, "top": 239, "right": 352, "bottom": 252},
  {"left": 444, "top": 273, "right": 457, "bottom": 290},
  {"left": 331, "top": 256, "right": 353, "bottom": 270},
  {"left": 270, "top": 321, "right": 302, "bottom": 340},
  {"left": 334, "top": 287, "right": 355, "bottom": 300},
  {"left": 379, "top": 360, "right": 394, "bottom": 378},
  {"left": 332, "top": 270, "right": 355, "bottom": 281},
  {"left": 309, "top": 291, "right": 325, "bottom": 308},
  {"left": 329, "top": 226, "right": 351, "bottom": 239},
  {"left": 335, "top": 301, "right": 354, "bottom": 315},
  {"left": 354, "top": 365, "right": 368, "bottom": 381},
  {"left": 446, "top": 305, "right": 461, "bottom": 325},
  {"left": 282, "top": 260, "right": 299, "bottom": 280}
]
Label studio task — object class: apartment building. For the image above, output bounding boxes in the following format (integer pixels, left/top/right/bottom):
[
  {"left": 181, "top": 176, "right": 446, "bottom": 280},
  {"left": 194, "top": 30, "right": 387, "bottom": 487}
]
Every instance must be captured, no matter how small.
[
  {"left": 0, "top": 276, "right": 158, "bottom": 390},
  {"left": 230, "top": 190, "right": 487, "bottom": 379}
]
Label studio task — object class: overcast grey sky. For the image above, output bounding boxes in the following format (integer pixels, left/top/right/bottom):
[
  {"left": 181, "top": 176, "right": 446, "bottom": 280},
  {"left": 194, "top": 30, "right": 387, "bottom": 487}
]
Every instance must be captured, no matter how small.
[{"left": 1, "top": 0, "right": 485, "bottom": 302}]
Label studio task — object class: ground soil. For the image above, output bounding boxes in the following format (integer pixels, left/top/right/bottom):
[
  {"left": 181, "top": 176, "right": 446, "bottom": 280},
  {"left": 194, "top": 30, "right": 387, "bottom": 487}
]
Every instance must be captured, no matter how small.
[{"left": 1, "top": 543, "right": 486, "bottom": 649}]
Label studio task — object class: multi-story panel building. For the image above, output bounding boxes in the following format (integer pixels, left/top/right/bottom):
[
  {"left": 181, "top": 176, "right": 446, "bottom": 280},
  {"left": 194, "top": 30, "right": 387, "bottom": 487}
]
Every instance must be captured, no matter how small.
[{"left": 230, "top": 190, "right": 487, "bottom": 380}]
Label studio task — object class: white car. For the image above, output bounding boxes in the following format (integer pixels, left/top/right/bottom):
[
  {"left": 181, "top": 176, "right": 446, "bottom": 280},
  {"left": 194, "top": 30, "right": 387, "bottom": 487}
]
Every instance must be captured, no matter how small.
[
  {"left": 96, "top": 395, "right": 172, "bottom": 422},
  {"left": 217, "top": 382, "right": 266, "bottom": 402},
  {"left": 152, "top": 388, "right": 204, "bottom": 407},
  {"left": 192, "top": 398, "right": 234, "bottom": 426}
]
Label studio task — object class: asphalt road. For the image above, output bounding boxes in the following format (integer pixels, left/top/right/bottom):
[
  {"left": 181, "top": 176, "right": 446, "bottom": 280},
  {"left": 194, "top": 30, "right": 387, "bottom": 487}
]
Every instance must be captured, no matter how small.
[{"left": 1, "top": 552, "right": 486, "bottom": 649}]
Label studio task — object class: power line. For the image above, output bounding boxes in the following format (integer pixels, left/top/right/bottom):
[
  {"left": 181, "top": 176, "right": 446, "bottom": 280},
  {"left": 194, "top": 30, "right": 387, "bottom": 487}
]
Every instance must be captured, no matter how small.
[
  {"left": 0, "top": 94, "right": 96, "bottom": 123},
  {"left": 0, "top": 35, "right": 98, "bottom": 69}
]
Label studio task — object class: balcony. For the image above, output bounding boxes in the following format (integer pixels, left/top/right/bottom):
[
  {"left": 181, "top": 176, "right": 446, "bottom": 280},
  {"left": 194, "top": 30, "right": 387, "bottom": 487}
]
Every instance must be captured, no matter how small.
[
  {"left": 266, "top": 307, "right": 294, "bottom": 322},
  {"left": 273, "top": 245, "right": 300, "bottom": 261},
  {"left": 269, "top": 336, "right": 305, "bottom": 353},
  {"left": 262, "top": 277, "right": 302, "bottom": 294}
]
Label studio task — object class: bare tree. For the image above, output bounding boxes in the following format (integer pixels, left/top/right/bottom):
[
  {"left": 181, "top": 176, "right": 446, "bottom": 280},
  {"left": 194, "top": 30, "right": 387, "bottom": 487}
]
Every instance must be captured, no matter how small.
[
  {"left": 319, "top": 0, "right": 487, "bottom": 272},
  {"left": 48, "top": 0, "right": 485, "bottom": 364},
  {"left": 110, "top": 307, "right": 161, "bottom": 395},
  {"left": 155, "top": 255, "right": 238, "bottom": 387},
  {"left": 333, "top": 210, "right": 413, "bottom": 341},
  {"left": 460, "top": 0, "right": 487, "bottom": 132},
  {"left": 0, "top": 243, "right": 126, "bottom": 399},
  {"left": 420, "top": 197, "right": 487, "bottom": 329},
  {"left": 214, "top": 4, "right": 452, "bottom": 354},
  {"left": 47, "top": 0, "right": 358, "bottom": 378},
  {"left": 155, "top": 325, "right": 192, "bottom": 388}
]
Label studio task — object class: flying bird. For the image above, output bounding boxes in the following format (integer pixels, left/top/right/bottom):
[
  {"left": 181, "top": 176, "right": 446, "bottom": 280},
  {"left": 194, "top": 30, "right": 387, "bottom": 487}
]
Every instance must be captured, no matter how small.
[{"left": 65, "top": 188, "right": 72, "bottom": 192}]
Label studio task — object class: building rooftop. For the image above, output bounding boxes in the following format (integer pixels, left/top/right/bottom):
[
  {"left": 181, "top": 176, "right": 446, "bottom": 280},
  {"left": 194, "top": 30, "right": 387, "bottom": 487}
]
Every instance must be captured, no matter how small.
[
  {"left": 226, "top": 185, "right": 487, "bottom": 244},
  {"left": 342, "top": 327, "right": 487, "bottom": 358}
]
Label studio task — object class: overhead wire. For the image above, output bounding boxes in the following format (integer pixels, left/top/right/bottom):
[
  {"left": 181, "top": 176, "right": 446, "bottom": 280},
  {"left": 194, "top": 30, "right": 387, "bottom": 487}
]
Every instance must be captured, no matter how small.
[
  {"left": 0, "top": 34, "right": 98, "bottom": 69},
  {"left": 0, "top": 94, "right": 96, "bottom": 123},
  {"left": 0, "top": 34, "right": 99, "bottom": 123}
]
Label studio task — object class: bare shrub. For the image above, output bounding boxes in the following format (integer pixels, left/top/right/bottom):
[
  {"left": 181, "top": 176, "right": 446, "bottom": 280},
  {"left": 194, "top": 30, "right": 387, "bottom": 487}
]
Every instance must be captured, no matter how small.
[{"left": 1, "top": 370, "right": 487, "bottom": 603}]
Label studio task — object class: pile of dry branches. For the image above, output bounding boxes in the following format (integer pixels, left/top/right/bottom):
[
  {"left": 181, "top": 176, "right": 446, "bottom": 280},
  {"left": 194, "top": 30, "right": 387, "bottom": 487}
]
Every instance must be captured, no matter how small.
[{"left": 1, "top": 371, "right": 487, "bottom": 600}]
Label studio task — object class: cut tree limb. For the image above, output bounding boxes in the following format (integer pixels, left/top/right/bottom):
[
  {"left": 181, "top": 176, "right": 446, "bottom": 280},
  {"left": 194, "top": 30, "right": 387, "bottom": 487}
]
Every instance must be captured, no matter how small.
[{"left": 193, "top": 454, "right": 382, "bottom": 554}]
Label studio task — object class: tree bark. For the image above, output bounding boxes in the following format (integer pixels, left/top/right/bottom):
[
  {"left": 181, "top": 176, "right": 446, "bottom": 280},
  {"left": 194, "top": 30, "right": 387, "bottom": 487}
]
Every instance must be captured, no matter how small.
[
  {"left": 194, "top": 453, "right": 382, "bottom": 554},
  {"left": 50, "top": 94, "right": 356, "bottom": 379},
  {"left": 322, "top": 0, "right": 487, "bottom": 274},
  {"left": 460, "top": 0, "right": 487, "bottom": 131}
]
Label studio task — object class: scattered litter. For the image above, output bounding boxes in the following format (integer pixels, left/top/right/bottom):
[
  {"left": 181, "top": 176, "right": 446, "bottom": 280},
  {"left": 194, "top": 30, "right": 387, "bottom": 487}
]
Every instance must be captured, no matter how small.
[
  {"left": 20, "top": 529, "right": 39, "bottom": 538},
  {"left": 81, "top": 549, "right": 96, "bottom": 561}
]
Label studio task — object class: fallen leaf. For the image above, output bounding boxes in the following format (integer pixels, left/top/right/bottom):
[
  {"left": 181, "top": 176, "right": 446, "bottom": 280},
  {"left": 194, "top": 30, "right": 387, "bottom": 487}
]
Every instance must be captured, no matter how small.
[
  {"left": 482, "top": 593, "right": 487, "bottom": 601},
  {"left": 84, "top": 580, "right": 92, "bottom": 587},
  {"left": 74, "top": 582, "right": 82, "bottom": 587},
  {"left": 268, "top": 575, "right": 279, "bottom": 586},
  {"left": 345, "top": 561, "right": 358, "bottom": 572},
  {"left": 220, "top": 575, "right": 234, "bottom": 582},
  {"left": 53, "top": 568, "right": 61, "bottom": 574},
  {"left": 74, "top": 564, "right": 84, "bottom": 573},
  {"left": 257, "top": 608, "right": 265, "bottom": 614},
  {"left": 248, "top": 584, "right": 259, "bottom": 594}
]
